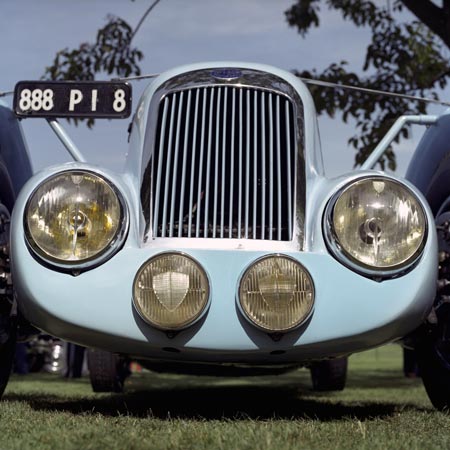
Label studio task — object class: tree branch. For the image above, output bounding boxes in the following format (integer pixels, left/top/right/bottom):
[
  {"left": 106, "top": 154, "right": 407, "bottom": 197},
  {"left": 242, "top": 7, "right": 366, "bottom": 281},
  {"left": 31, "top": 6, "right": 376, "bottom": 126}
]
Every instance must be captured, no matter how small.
[
  {"left": 401, "top": 0, "right": 450, "bottom": 47},
  {"left": 130, "top": 0, "right": 163, "bottom": 45}
]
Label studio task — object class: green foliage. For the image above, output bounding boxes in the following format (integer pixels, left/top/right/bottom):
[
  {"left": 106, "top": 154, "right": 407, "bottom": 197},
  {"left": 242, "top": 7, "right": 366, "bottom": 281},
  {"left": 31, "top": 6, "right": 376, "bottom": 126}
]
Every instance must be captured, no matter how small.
[
  {"left": 286, "top": 1, "right": 450, "bottom": 170},
  {"left": 43, "top": 15, "right": 143, "bottom": 127},
  {"left": 44, "top": 15, "right": 143, "bottom": 81}
]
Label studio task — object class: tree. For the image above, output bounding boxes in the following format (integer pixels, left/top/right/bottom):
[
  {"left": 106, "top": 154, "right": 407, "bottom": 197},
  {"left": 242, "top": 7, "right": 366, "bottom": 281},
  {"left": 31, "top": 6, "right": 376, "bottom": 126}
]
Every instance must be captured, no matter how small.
[
  {"left": 285, "top": 0, "right": 450, "bottom": 169},
  {"left": 43, "top": 0, "right": 162, "bottom": 126},
  {"left": 44, "top": 0, "right": 450, "bottom": 169}
]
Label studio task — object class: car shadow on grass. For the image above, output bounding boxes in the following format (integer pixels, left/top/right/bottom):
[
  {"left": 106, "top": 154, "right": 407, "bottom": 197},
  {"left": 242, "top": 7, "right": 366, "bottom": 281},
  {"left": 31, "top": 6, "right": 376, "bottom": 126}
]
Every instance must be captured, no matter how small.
[{"left": 4, "top": 374, "right": 426, "bottom": 421}]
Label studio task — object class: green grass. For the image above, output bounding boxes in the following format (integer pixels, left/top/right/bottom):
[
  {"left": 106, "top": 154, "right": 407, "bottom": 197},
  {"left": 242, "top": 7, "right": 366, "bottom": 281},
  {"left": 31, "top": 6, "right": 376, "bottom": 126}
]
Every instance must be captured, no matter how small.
[{"left": 1, "top": 345, "right": 449, "bottom": 450}]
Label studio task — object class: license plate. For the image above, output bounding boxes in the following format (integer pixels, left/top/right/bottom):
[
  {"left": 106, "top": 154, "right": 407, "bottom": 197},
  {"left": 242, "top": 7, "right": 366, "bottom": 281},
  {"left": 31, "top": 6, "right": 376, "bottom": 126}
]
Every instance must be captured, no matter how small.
[{"left": 13, "top": 81, "right": 132, "bottom": 118}]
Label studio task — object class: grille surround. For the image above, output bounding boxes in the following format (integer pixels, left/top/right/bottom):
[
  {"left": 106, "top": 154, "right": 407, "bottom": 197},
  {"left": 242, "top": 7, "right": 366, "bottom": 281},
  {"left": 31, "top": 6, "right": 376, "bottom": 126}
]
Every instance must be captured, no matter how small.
[{"left": 140, "top": 68, "right": 305, "bottom": 245}]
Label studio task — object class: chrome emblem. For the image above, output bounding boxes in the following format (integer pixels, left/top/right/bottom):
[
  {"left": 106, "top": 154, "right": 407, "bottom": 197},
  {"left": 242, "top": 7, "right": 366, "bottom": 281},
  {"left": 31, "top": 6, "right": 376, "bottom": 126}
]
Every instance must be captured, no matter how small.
[{"left": 210, "top": 68, "right": 242, "bottom": 80}]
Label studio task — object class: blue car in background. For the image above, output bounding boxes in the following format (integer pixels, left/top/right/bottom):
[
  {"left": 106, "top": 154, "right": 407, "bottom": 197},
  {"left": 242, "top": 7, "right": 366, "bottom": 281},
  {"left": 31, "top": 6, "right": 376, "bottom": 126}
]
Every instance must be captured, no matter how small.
[{"left": 0, "top": 62, "right": 448, "bottom": 409}]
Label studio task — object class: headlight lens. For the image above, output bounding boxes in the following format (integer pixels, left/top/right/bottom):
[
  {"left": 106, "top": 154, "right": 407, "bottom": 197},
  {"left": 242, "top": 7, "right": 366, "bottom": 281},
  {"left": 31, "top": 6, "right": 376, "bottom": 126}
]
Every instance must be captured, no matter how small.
[
  {"left": 25, "top": 170, "right": 126, "bottom": 266},
  {"left": 133, "top": 253, "right": 210, "bottom": 330},
  {"left": 239, "top": 255, "right": 314, "bottom": 332},
  {"left": 326, "top": 177, "right": 427, "bottom": 273}
]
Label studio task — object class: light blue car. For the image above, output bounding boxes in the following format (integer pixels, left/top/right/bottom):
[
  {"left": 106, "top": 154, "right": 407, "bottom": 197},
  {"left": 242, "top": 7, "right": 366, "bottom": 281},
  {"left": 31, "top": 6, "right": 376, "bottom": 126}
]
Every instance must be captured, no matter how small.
[{"left": 0, "top": 62, "right": 443, "bottom": 403}]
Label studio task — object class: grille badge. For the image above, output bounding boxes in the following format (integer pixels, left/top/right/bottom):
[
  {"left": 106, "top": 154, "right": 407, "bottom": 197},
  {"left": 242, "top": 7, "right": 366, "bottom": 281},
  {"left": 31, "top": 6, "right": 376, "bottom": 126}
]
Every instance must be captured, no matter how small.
[{"left": 210, "top": 68, "right": 242, "bottom": 80}]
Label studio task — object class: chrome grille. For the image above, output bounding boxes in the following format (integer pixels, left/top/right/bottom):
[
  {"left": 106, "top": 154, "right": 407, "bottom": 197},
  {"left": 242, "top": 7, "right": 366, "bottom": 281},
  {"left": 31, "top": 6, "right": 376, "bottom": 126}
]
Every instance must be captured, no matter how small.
[{"left": 150, "top": 85, "right": 297, "bottom": 240}]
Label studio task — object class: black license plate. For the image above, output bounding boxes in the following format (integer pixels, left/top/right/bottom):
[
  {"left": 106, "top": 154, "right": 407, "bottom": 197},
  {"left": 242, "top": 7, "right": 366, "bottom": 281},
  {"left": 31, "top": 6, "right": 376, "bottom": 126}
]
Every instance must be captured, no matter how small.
[{"left": 13, "top": 81, "right": 132, "bottom": 118}]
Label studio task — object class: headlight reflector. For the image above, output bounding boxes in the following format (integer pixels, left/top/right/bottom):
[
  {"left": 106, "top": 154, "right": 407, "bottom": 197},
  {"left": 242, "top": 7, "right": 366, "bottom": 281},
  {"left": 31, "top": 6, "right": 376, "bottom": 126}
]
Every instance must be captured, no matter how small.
[
  {"left": 133, "top": 253, "right": 210, "bottom": 330},
  {"left": 239, "top": 255, "right": 314, "bottom": 332},
  {"left": 326, "top": 177, "right": 427, "bottom": 273},
  {"left": 25, "top": 170, "right": 126, "bottom": 266}
]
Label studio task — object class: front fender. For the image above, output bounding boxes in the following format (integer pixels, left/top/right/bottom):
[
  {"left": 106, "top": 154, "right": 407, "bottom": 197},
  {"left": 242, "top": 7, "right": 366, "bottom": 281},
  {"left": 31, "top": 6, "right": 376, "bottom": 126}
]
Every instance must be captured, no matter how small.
[
  {"left": 405, "top": 112, "right": 450, "bottom": 213},
  {"left": 0, "top": 100, "right": 33, "bottom": 209}
]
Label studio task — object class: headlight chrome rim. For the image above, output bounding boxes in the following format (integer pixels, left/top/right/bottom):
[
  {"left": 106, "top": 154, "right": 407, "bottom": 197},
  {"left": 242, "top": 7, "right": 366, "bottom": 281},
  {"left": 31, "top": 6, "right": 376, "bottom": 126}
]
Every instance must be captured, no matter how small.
[
  {"left": 24, "top": 169, "right": 129, "bottom": 271},
  {"left": 323, "top": 176, "right": 428, "bottom": 279},
  {"left": 238, "top": 254, "right": 315, "bottom": 333},
  {"left": 132, "top": 252, "right": 211, "bottom": 331}
]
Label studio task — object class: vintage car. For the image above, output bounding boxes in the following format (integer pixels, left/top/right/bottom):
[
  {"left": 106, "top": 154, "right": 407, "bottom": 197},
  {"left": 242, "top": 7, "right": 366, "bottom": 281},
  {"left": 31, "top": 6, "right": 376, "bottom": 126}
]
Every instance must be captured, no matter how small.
[{"left": 1, "top": 62, "right": 448, "bottom": 408}]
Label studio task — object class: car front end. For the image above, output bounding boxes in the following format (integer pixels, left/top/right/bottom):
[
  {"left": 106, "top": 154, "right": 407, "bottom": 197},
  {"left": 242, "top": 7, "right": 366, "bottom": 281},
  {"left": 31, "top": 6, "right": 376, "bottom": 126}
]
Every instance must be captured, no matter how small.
[{"left": 10, "top": 62, "right": 438, "bottom": 369}]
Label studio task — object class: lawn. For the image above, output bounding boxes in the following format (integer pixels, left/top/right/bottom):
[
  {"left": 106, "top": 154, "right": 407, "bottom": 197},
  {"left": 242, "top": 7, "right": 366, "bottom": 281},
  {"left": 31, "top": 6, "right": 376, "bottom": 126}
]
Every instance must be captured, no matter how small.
[{"left": 0, "top": 345, "right": 449, "bottom": 450}]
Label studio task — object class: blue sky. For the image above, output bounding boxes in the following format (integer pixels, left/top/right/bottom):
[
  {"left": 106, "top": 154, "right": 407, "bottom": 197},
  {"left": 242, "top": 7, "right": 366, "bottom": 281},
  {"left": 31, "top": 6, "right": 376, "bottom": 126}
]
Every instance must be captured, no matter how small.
[{"left": 1, "top": 0, "right": 444, "bottom": 176}]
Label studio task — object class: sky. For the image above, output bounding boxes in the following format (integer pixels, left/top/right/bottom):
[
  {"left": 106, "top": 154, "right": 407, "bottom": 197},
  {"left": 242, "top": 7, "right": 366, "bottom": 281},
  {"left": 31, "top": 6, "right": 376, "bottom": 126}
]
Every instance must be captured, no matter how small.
[{"left": 1, "top": 0, "right": 446, "bottom": 177}]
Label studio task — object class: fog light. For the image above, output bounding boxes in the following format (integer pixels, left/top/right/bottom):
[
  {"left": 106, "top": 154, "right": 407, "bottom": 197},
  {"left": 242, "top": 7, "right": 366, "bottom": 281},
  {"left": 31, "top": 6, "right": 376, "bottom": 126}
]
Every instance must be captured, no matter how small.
[
  {"left": 239, "top": 255, "right": 314, "bottom": 332},
  {"left": 133, "top": 253, "right": 210, "bottom": 330}
]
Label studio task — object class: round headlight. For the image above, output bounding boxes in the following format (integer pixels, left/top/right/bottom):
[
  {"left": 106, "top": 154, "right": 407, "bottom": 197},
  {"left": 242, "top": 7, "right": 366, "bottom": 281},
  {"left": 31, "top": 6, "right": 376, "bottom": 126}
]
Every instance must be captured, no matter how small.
[
  {"left": 133, "top": 253, "right": 210, "bottom": 330},
  {"left": 325, "top": 177, "right": 427, "bottom": 275},
  {"left": 239, "top": 255, "right": 314, "bottom": 332},
  {"left": 25, "top": 170, "right": 127, "bottom": 267}
]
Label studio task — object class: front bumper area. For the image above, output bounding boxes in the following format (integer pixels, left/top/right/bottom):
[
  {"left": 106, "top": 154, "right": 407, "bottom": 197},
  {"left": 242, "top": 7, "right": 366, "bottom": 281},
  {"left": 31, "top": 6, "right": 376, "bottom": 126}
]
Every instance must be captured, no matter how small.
[{"left": 11, "top": 233, "right": 437, "bottom": 364}]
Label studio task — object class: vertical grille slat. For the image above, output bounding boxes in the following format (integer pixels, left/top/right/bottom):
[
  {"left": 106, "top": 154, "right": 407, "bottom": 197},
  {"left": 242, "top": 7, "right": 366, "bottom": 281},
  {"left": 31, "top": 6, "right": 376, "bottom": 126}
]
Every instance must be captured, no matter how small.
[
  {"left": 229, "top": 89, "right": 236, "bottom": 238},
  {"left": 178, "top": 90, "right": 192, "bottom": 237},
  {"left": 213, "top": 89, "right": 221, "bottom": 238},
  {"left": 238, "top": 89, "right": 243, "bottom": 239},
  {"left": 268, "top": 93, "right": 274, "bottom": 241},
  {"left": 285, "top": 99, "right": 293, "bottom": 241},
  {"left": 220, "top": 87, "right": 228, "bottom": 238},
  {"left": 195, "top": 90, "right": 208, "bottom": 238},
  {"left": 187, "top": 89, "right": 200, "bottom": 237},
  {"left": 276, "top": 95, "right": 282, "bottom": 241},
  {"left": 261, "top": 91, "right": 266, "bottom": 240},
  {"left": 151, "top": 84, "right": 297, "bottom": 241},
  {"left": 161, "top": 95, "right": 177, "bottom": 237},
  {"left": 245, "top": 89, "right": 251, "bottom": 239},
  {"left": 152, "top": 97, "right": 169, "bottom": 236},
  {"left": 204, "top": 88, "right": 215, "bottom": 238},
  {"left": 253, "top": 91, "right": 258, "bottom": 240},
  {"left": 169, "top": 92, "right": 184, "bottom": 237}
]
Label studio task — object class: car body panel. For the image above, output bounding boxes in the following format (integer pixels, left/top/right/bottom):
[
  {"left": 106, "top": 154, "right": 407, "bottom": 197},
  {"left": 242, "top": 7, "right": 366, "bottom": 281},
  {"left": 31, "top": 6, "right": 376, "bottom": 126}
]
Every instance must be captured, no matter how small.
[
  {"left": 0, "top": 99, "right": 33, "bottom": 208},
  {"left": 406, "top": 111, "right": 450, "bottom": 214},
  {"left": 9, "top": 62, "right": 438, "bottom": 367}
]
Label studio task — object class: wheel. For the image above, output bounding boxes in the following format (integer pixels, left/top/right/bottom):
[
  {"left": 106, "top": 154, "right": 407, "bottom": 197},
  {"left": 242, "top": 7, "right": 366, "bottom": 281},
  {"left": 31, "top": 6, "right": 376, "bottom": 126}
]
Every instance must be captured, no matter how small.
[
  {"left": 87, "top": 348, "right": 129, "bottom": 393},
  {"left": 0, "top": 313, "right": 16, "bottom": 398},
  {"left": 310, "top": 357, "right": 348, "bottom": 391},
  {"left": 415, "top": 211, "right": 450, "bottom": 410},
  {"left": 0, "top": 203, "right": 14, "bottom": 398},
  {"left": 416, "top": 329, "right": 450, "bottom": 410}
]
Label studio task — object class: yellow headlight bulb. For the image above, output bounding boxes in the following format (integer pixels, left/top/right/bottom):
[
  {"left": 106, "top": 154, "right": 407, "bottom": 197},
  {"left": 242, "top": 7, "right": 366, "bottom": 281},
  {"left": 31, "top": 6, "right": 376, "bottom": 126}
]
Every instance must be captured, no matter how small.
[{"left": 25, "top": 170, "right": 127, "bottom": 268}]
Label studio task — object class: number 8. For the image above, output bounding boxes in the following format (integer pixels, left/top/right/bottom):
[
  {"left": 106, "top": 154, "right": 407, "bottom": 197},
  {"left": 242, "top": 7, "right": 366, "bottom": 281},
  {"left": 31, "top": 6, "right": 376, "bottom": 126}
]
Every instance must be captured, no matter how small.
[
  {"left": 42, "top": 89, "right": 54, "bottom": 111},
  {"left": 113, "top": 89, "right": 126, "bottom": 112},
  {"left": 19, "top": 89, "right": 32, "bottom": 111}
]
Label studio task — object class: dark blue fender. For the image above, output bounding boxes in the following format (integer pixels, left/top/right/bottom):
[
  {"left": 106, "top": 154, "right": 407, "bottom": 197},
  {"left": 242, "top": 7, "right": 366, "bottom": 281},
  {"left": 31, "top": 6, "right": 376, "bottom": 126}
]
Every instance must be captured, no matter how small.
[
  {"left": 405, "top": 113, "right": 450, "bottom": 214},
  {"left": 0, "top": 99, "right": 33, "bottom": 398},
  {"left": 405, "top": 111, "right": 450, "bottom": 410},
  {"left": 0, "top": 100, "right": 33, "bottom": 208}
]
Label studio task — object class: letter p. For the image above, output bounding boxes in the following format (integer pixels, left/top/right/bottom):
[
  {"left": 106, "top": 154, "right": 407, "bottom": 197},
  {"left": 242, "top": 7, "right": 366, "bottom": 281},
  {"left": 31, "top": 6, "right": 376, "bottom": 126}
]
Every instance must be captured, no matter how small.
[{"left": 69, "top": 90, "right": 83, "bottom": 111}]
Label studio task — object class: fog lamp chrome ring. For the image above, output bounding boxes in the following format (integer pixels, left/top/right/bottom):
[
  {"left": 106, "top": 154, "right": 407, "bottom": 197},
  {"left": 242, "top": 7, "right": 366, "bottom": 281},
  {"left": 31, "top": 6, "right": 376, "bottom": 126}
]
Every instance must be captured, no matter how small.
[
  {"left": 238, "top": 254, "right": 315, "bottom": 333},
  {"left": 133, "top": 252, "right": 210, "bottom": 331}
]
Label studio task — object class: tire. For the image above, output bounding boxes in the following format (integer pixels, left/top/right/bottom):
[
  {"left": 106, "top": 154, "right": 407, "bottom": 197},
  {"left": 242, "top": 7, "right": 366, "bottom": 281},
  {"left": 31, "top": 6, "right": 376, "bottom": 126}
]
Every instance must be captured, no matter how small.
[
  {"left": 0, "top": 202, "right": 14, "bottom": 399},
  {"left": 415, "top": 210, "right": 450, "bottom": 411},
  {"left": 310, "top": 357, "right": 348, "bottom": 391},
  {"left": 87, "top": 348, "right": 129, "bottom": 393},
  {"left": 416, "top": 332, "right": 450, "bottom": 411},
  {"left": 0, "top": 315, "right": 16, "bottom": 399}
]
